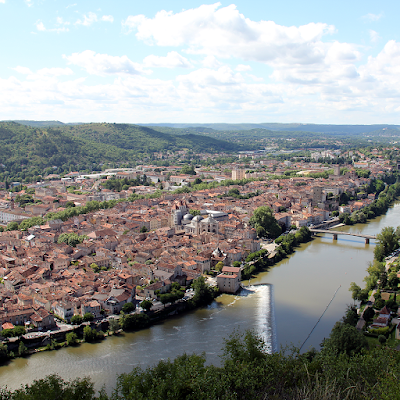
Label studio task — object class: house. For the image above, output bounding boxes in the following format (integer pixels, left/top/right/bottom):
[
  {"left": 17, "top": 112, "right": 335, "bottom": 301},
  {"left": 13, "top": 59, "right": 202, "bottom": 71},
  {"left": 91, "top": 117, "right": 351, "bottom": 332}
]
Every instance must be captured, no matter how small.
[
  {"left": 30, "top": 307, "right": 56, "bottom": 330},
  {"left": 217, "top": 273, "right": 240, "bottom": 294},
  {"left": 81, "top": 300, "right": 102, "bottom": 319},
  {"left": 143, "top": 280, "right": 171, "bottom": 299},
  {"left": 370, "top": 305, "right": 391, "bottom": 329},
  {"left": 94, "top": 288, "right": 133, "bottom": 315},
  {"left": 216, "top": 265, "right": 241, "bottom": 294},
  {"left": 53, "top": 300, "right": 75, "bottom": 322}
]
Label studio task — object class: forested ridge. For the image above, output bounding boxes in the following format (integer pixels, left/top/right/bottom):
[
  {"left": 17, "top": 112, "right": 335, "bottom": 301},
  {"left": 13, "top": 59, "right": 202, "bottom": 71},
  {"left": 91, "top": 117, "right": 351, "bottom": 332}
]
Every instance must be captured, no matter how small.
[{"left": 0, "top": 122, "right": 246, "bottom": 183}]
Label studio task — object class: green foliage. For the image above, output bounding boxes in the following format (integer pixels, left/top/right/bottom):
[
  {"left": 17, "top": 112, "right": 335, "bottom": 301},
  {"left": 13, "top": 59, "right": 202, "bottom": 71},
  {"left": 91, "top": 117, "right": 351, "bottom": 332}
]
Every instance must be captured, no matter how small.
[
  {"left": 139, "top": 300, "right": 153, "bottom": 312},
  {"left": 57, "top": 233, "right": 87, "bottom": 247},
  {"left": 5, "top": 374, "right": 96, "bottom": 400},
  {"left": 83, "top": 313, "right": 94, "bottom": 322},
  {"left": 18, "top": 341, "right": 28, "bottom": 357},
  {"left": 378, "top": 334, "right": 387, "bottom": 344},
  {"left": 191, "top": 276, "right": 215, "bottom": 306},
  {"left": 66, "top": 332, "right": 78, "bottom": 346},
  {"left": 5, "top": 221, "right": 19, "bottom": 231},
  {"left": 140, "top": 226, "right": 148, "bottom": 233},
  {"left": 321, "top": 322, "right": 367, "bottom": 356},
  {"left": 0, "top": 342, "right": 9, "bottom": 362},
  {"left": 374, "top": 226, "right": 399, "bottom": 262},
  {"left": 70, "top": 314, "right": 83, "bottom": 325},
  {"left": 108, "top": 318, "right": 120, "bottom": 334},
  {"left": 83, "top": 326, "right": 103, "bottom": 342},
  {"left": 341, "top": 305, "right": 358, "bottom": 327},
  {"left": 189, "top": 209, "right": 201, "bottom": 216},
  {"left": 363, "top": 306, "right": 375, "bottom": 322},
  {"left": 180, "top": 165, "right": 196, "bottom": 175},
  {"left": 215, "top": 261, "right": 224, "bottom": 272},
  {"left": 1, "top": 326, "right": 26, "bottom": 338},
  {"left": 121, "top": 302, "right": 135, "bottom": 314},
  {"left": 120, "top": 314, "right": 150, "bottom": 331},
  {"left": 249, "top": 206, "right": 281, "bottom": 239}
]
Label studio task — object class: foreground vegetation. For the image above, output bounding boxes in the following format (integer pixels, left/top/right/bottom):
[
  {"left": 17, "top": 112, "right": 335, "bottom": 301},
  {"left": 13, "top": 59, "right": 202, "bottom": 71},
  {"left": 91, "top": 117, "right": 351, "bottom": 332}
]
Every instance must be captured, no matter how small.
[{"left": 1, "top": 323, "right": 399, "bottom": 400}]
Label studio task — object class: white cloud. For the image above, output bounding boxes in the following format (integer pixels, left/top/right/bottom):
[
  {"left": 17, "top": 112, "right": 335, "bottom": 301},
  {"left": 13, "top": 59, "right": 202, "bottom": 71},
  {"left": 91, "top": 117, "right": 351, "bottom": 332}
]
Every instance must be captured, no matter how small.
[
  {"left": 36, "top": 21, "right": 46, "bottom": 31},
  {"left": 56, "top": 17, "right": 70, "bottom": 26},
  {"left": 64, "top": 50, "right": 147, "bottom": 76},
  {"left": 13, "top": 66, "right": 73, "bottom": 79},
  {"left": 369, "top": 29, "right": 380, "bottom": 43},
  {"left": 362, "top": 13, "right": 383, "bottom": 22},
  {"left": 202, "top": 55, "right": 222, "bottom": 69},
  {"left": 123, "top": 3, "right": 336, "bottom": 67},
  {"left": 75, "top": 12, "right": 115, "bottom": 26},
  {"left": 35, "top": 20, "right": 69, "bottom": 33},
  {"left": 0, "top": 1, "right": 5, "bottom": 4},
  {"left": 247, "top": 73, "right": 263, "bottom": 82},
  {"left": 75, "top": 12, "right": 98, "bottom": 26},
  {"left": 25, "top": 0, "right": 33, "bottom": 7},
  {"left": 101, "top": 15, "right": 114, "bottom": 23},
  {"left": 236, "top": 64, "right": 251, "bottom": 72},
  {"left": 13, "top": 66, "right": 33, "bottom": 75},
  {"left": 143, "top": 51, "right": 192, "bottom": 68}
]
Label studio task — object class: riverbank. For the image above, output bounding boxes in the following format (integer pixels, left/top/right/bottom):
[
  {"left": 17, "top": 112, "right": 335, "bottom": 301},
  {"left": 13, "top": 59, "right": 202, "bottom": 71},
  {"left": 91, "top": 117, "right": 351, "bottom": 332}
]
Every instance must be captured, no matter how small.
[{"left": 0, "top": 277, "right": 220, "bottom": 363}]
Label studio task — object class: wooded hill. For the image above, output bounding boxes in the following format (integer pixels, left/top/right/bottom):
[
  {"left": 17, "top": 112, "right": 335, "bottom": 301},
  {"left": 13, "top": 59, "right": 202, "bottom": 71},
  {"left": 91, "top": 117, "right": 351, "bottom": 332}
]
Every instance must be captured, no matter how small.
[{"left": 0, "top": 122, "right": 249, "bottom": 183}]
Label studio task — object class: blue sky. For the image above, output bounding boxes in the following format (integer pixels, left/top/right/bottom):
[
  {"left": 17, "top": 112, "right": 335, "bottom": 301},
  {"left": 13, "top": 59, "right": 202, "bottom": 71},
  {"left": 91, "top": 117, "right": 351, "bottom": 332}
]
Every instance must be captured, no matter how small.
[{"left": 1, "top": 0, "right": 400, "bottom": 124}]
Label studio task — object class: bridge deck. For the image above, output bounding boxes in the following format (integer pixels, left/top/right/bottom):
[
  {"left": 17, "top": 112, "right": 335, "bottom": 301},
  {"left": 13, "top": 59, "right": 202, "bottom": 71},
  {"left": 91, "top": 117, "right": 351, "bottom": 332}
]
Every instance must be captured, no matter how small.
[{"left": 310, "top": 229, "right": 376, "bottom": 240}]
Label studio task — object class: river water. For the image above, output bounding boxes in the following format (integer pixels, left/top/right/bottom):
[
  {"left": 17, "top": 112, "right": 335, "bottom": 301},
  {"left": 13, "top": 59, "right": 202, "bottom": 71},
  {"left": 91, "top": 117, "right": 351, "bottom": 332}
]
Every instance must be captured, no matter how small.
[{"left": 2, "top": 202, "right": 400, "bottom": 392}]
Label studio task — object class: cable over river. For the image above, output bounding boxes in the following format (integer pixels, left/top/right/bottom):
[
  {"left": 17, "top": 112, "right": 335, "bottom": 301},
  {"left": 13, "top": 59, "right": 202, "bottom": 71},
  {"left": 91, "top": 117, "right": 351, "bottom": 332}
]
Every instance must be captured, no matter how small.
[{"left": 2, "top": 202, "right": 400, "bottom": 393}]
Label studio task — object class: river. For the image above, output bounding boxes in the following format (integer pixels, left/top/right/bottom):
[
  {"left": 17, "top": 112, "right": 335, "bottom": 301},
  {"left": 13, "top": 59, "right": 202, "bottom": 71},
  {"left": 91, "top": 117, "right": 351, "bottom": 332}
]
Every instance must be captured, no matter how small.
[{"left": 2, "top": 202, "right": 400, "bottom": 392}]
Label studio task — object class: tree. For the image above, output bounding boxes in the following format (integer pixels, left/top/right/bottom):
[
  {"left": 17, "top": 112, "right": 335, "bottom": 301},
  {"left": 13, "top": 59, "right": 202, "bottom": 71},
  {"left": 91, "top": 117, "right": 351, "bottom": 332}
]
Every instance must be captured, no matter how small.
[
  {"left": 18, "top": 341, "right": 28, "bottom": 356},
  {"left": 374, "top": 226, "right": 399, "bottom": 262},
  {"left": 363, "top": 306, "right": 375, "bottom": 322},
  {"left": 9, "top": 374, "right": 96, "bottom": 400},
  {"left": 83, "top": 312, "right": 94, "bottom": 322},
  {"left": 108, "top": 318, "right": 120, "bottom": 334},
  {"left": 342, "top": 305, "right": 358, "bottom": 327},
  {"left": 66, "top": 332, "right": 78, "bottom": 346},
  {"left": 120, "top": 314, "right": 150, "bottom": 331},
  {"left": 349, "top": 282, "right": 362, "bottom": 301},
  {"left": 160, "top": 293, "right": 172, "bottom": 307},
  {"left": 140, "top": 226, "right": 148, "bottom": 233},
  {"left": 0, "top": 342, "right": 9, "bottom": 362},
  {"left": 215, "top": 261, "right": 224, "bottom": 272},
  {"left": 13, "top": 326, "right": 26, "bottom": 337},
  {"left": 83, "top": 326, "right": 101, "bottom": 342},
  {"left": 249, "top": 206, "right": 282, "bottom": 239},
  {"left": 192, "top": 276, "right": 214, "bottom": 305},
  {"left": 57, "top": 233, "right": 87, "bottom": 247},
  {"left": 121, "top": 302, "right": 135, "bottom": 313},
  {"left": 140, "top": 300, "right": 153, "bottom": 312},
  {"left": 71, "top": 314, "right": 83, "bottom": 325},
  {"left": 321, "top": 322, "right": 367, "bottom": 356},
  {"left": 5, "top": 221, "right": 19, "bottom": 231}
]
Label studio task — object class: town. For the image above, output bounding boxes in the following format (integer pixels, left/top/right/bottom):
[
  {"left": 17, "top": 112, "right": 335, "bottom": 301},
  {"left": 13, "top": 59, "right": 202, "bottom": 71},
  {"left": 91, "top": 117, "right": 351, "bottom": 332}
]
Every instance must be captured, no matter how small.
[{"left": 0, "top": 147, "right": 395, "bottom": 348}]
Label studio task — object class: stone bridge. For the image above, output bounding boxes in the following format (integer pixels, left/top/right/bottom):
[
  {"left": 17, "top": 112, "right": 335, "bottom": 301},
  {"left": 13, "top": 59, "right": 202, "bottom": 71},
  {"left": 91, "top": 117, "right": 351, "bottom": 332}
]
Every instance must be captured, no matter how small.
[{"left": 309, "top": 229, "right": 377, "bottom": 244}]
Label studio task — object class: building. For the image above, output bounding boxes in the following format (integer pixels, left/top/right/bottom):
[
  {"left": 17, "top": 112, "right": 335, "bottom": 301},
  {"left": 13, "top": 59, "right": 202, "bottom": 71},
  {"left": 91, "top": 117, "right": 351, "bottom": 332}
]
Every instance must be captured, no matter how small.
[
  {"left": 217, "top": 266, "right": 241, "bottom": 294},
  {"left": 232, "top": 169, "right": 245, "bottom": 180}
]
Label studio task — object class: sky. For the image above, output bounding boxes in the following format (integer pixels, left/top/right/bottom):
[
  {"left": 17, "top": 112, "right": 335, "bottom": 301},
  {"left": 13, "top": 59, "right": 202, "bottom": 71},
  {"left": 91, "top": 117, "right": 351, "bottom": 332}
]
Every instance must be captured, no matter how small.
[{"left": 1, "top": 0, "right": 400, "bottom": 124}]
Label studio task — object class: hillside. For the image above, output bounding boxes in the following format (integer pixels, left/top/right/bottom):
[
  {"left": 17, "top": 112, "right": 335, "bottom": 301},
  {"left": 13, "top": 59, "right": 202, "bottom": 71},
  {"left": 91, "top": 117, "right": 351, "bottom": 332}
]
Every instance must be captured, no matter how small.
[
  {"left": 62, "top": 123, "right": 245, "bottom": 153},
  {"left": 0, "top": 122, "right": 249, "bottom": 183}
]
